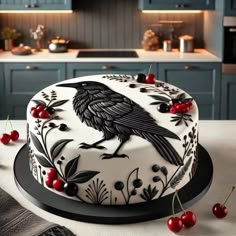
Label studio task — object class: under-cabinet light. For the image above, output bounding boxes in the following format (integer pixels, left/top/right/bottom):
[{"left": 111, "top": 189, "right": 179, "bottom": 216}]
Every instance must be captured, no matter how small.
[
  {"left": 142, "top": 10, "right": 202, "bottom": 13},
  {"left": 0, "top": 10, "right": 73, "bottom": 13}
]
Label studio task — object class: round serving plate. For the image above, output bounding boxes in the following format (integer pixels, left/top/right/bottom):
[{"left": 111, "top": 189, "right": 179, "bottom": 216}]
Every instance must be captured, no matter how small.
[{"left": 14, "top": 144, "right": 213, "bottom": 224}]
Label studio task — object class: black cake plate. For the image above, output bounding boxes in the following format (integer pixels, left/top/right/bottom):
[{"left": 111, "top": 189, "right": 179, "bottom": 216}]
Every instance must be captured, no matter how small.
[{"left": 14, "top": 144, "right": 213, "bottom": 224}]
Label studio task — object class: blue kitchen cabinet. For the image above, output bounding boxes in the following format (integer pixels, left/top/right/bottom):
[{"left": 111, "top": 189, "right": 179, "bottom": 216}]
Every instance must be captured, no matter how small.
[
  {"left": 67, "top": 62, "right": 158, "bottom": 79},
  {"left": 0, "top": 0, "right": 72, "bottom": 10},
  {"left": 0, "top": 63, "right": 4, "bottom": 119},
  {"left": 221, "top": 74, "right": 236, "bottom": 119},
  {"left": 158, "top": 62, "right": 221, "bottom": 120},
  {"left": 4, "top": 63, "right": 66, "bottom": 119},
  {"left": 138, "top": 0, "right": 214, "bottom": 10},
  {"left": 224, "top": 0, "right": 236, "bottom": 16}
]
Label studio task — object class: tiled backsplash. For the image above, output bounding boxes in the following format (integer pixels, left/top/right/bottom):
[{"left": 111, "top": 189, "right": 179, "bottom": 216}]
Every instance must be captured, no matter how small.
[{"left": 0, "top": 0, "right": 204, "bottom": 49}]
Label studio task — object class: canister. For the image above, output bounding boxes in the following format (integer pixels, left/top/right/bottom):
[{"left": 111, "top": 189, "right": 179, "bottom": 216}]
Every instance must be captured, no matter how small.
[
  {"left": 163, "top": 40, "right": 172, "bottom": 52},
  {"left": 179, "top": 35, "right": 194, "bottom": 53}
]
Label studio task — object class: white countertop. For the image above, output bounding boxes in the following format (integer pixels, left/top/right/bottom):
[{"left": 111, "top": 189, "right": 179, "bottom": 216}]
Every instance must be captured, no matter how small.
[
  {"left": 0, "top": 49, "right": 221, "bottom": 62},
  {"left": 0, "top": 120, "right": 235, "bottom": 236}
]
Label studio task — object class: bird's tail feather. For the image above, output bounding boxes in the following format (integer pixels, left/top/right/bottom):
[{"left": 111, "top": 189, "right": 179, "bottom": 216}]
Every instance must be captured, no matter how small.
[{"left": 134, "top": 130, "right": 183, "bottom": 166}]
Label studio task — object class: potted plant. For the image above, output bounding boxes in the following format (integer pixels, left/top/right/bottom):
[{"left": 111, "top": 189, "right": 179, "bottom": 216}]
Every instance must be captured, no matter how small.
[{"left": 1, "top": 27, "right": 21, "bottom": 51}]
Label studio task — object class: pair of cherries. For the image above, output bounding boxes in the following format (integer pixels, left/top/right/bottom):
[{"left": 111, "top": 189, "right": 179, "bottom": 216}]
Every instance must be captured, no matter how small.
[
  {"left": 45, "top": 168, "right": 64, "bottom": 191},
  {"left": 167, "top": 190, "right": 196, "bottom": 233},
  {"left": 0, "top": 116, "right": 19, "bottom": 145},
  {"left": 30, "top": 105, "right": 50, "bottom": 119},
  {"left": 167, "top": 186, "right": 235, "bottom": 233}
]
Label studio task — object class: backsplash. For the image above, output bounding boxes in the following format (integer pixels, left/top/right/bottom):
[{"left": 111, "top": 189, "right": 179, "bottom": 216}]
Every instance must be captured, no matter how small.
[{"left": 0, "top": 0, "right": 204, "bottom": 49}]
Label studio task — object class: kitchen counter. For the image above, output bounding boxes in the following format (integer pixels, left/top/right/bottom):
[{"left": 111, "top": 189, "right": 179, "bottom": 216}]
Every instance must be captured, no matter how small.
[
  {"left": 0, "top": 120, "right": 235, "bottom": 236},
  {"left": 0, "top": 49, "right": 221, "bottom": 62}
]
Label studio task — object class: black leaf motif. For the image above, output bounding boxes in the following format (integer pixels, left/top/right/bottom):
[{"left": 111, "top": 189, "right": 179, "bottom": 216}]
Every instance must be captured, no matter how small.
[
  {"left": 50, "top": 139, "right": 73, "bottom": 161},
  {"left": 170, "top": 157, "right": 192, "bottom": 189},
  {"left": 35, "top": 154, "right": 52, "bottom": 168},
  {"left": 149, "top": 95, "right": 171, "bottom": 103},
  {"left": 30, "top": 131, "right": 46, "bottom": 156},
  {"left": 160, "top": 166, "right": 168, "bottom": 176},
  {"left": 50, "top": 100, "right": 69, "bottom": 108},
  {"left": 149, "top": 102, "right": 163, "bottom": 105},
  {"left": 32, "top": 99, "right": 47, "bottom": 107},
  {"left": 68, "top": 171, "right": 100, "bottom": 183},
  {"left": 176, "top": 93, "right": 185, "bottom": 101},
  {"left": 140, "top": 184, "right": 158, "bottom": 201},
  {"left": 65, "top": 155, "right": 80, "bottom": 179}
]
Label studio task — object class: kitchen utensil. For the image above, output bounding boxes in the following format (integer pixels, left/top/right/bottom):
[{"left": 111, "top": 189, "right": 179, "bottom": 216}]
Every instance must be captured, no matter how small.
[
  {"left": 179, "top": 35, "right": 194, "bottom": 53},
  {"left": 48, "top": 36, "right": 69, "bottom": 53},
  {"left": 163, "top": 40, "right": 172, "bottom": 52}
]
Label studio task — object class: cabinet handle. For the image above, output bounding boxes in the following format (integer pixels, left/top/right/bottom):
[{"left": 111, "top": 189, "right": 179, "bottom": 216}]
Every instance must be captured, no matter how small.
[
  {"left": 102, "top": 65, "right": 113, "bottom": 70},
  {"left": 25, "top": 4, "right": 31, "bottom": 8},
  {"left": 30, "top": 4, "right": 38, "bottom": 8},
  {"left": 26, "top": 65, "right": 37, "bottom": 70},
  {"left": 175, "top": 4, "right": 185, "bottom": 8},
  {"left": 184, "top": 65, "right": 193, "bottom": 70}
]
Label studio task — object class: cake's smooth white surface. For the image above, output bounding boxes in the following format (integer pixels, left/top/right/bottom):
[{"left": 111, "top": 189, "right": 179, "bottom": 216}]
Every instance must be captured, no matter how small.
[{"left": 27, "top": 74, "right": 199, "bottom": 205}]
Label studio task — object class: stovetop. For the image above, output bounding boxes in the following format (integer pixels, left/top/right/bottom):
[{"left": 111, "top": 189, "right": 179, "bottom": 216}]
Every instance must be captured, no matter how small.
[{"left": 76, "top": 50, "right": 138, "bottom": 58}]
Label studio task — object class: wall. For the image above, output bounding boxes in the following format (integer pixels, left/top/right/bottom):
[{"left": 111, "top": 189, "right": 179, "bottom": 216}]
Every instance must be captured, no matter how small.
[{"left": 0, "top": 0, "right": 204, "bottom": 49}]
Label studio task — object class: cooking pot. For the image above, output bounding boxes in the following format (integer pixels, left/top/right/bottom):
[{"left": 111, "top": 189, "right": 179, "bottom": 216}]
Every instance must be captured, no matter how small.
[
  {"left": 48, "top": 36, "right": 69, "bottom": 53},
  {"left": 179, "top": 35, "right": 194, "bottom": 53}
]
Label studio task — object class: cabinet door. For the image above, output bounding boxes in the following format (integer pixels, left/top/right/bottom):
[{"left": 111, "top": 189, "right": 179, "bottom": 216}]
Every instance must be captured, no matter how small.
[
  {"left": 225, "top": 0, "right": 236, "bottom": 16},
  {"left": 4, "top": 63, "right": 66, "bottom": 119},
  {"left": 67, "top": 62, "right": 158, "bottom": 79},
  {"left": 221, "top": 75, "right": 236, "bottom": 119},
  {"left": 0, "top": 63, "right": 4, "bottom": 119},
  {"left": 0, "top": 0, "right": 72, "bottom": 10},
  {"left": 138, "top": 0, "right": 214, "bottom": 10},
  {"left": 158, "top": 62, "right": 221, "bottom": 120}
]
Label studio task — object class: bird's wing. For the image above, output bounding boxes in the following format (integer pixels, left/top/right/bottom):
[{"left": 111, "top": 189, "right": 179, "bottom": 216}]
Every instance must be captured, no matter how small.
[{"left": 115, "top": 105, "right": 180, "bottom": 140}]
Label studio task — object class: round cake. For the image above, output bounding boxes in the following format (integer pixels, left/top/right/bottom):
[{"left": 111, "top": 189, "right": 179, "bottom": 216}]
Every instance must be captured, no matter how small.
[{"left": 27, "top": 74, "right": 198, "bottom": 206}]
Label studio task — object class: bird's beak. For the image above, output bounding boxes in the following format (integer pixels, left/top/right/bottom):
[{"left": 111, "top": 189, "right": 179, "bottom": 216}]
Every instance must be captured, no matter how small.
[{"left": 56, "top": 82, "right": 78, "bottom": 88}]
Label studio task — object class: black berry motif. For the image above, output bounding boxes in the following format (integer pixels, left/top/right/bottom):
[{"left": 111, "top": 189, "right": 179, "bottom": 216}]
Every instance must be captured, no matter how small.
[
  {"left": 135, "top": 73, "right": 146, "bottom": 83},
  {"left": 152, "top": 164, "right": 160, "bottom": 172},
  {"left": 157, "top": 103, "right": 170, "bottom": 113},
  {"left": 114, "top": 181, "right": 124, "bottom": 191},
  {"left": 59, "top": 123, "right": 68, "bottom": 131},
  {"left": 64, "top": 183, "right": 78, "bottom": 197},
  {"left": 133, "top": 179, "right": 143, "bottom": 188},
  {"left": 102, "top": 74, "right": 134, "bottom": 83}
]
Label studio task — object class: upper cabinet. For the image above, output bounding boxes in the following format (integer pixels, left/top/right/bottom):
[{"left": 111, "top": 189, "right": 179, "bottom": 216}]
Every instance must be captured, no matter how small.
[
  {"left": 0, "top": 0, "right": 72, "bottom": 11},
  {"left": 224, "top": 0, "right": 236, "bottom": 16},
  {"left": 138, "top": 0, "right": 215, "bottom": 10}
]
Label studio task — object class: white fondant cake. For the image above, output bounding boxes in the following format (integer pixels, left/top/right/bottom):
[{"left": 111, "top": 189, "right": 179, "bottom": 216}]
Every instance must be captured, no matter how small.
[{"left": 27, "top": 74, "right": 198, "bottom": 205}]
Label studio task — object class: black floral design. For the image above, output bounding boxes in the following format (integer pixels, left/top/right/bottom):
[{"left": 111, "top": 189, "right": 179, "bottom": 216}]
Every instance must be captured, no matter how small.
[
  {"left": 85, "top": 178, "right": 109, "bottom": 205},
  {"left": 140, "top": 185, "right": 158, "bottom": 201},
  {"left": 170, "top": 113, "right": 193, "bottom": 127},
  {"left": 102, "top": 74, "right": 134, "bottom": 82},
  {"left": 114, "top": 168, "right": 142, "bottom": 204}
]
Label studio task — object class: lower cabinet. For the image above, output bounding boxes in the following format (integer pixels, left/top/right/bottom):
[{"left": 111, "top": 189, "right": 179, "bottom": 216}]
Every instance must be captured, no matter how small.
[
  {"left": 0, "top": 64, "right": 4, "bottom": 119},
  {"left": 221, "top": 75, "right": 236, "bottom": 119},
  {"left": 4, "top": 63, "right": 66, "bottom": 119},
  {"left": 67, "top": 62, "right": 157, "bottom": 79},
  {"left": 158, "top": 62, "right": 221, "bottom": 120}
]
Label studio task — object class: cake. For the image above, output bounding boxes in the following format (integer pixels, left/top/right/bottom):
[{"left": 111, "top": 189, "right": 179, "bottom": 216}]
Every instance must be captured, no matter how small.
[{"left": 27, "top": 74, "right": 198, "bottom": 206}]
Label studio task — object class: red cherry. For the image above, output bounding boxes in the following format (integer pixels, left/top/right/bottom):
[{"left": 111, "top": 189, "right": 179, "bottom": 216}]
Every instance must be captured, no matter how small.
[
  {"left": 10, "top": 130, "right": 19, "bottom": 141},
  {"left": 181, "top": 211, "right": 196, "bottom": 228},
  {"left": 36, "top": 105, "right": 45, "bottom": 112},
  {"left": 212, "top": 203, "right": 228, "bottom": 218},
  {"left": 0, "top": 133, "right": 11, "bottom": 145},
  {"left": 52, "top": 179, "right": 64, "bottom": 192},
  {"left": 145, "top": 73, "right": 155, "bottom": 84},
  {"left": 39, "top": 110, "right": 49, "bottom": 119},
  {"left": 45, "top": 177, "right": 53, "bottom": 188},
  {"left": 47, "top": 168, "right": 58, "bottom": 180},
  {"left": 186, "top": 101, "right": 192, "bottom": 107},
  {"left": 170, "top": 106, "right": 177, "bottom": 114},
  {"left": 212, "top": 186, "right": 235, "bottom": 219},
  {"left": 30, "top": 107, "right": 37, "bottom": 112},
  {"left": 31, "top": 109, "right": 39, "bottom": 118},
  {"left": 167, "top": 217, "right": 183, "bottom": 233}
]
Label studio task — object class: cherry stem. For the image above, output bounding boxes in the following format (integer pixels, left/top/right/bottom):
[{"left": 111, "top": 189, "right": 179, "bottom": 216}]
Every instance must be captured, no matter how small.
[
  {"left": 172, "top": 191, "right": 177, "bottom": 216},
  {"left": 5, "top": 115, "right": 13, "bottom": 132},
  {"left": 222, "top": 186, "right": 235, "bottom": 206},
  {"left": 175, "top": 190, "right": 186, "bottom": 213},
  {"left": 148, "top": 64, "right": 152, "bottom": 74}
]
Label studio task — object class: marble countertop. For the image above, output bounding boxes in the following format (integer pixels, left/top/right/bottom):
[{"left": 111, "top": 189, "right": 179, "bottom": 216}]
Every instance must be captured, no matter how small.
[
  {"left": 0, "top": 120, "right": 235, "bottom": 236},
  {"left": 0, "top": 49, "right": 221, "bottom": 62}
]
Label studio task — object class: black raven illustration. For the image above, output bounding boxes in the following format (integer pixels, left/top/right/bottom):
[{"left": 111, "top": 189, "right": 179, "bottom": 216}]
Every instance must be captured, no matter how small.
[{"left": 57, "top": 81, "right": 183, "bottom": 166}]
